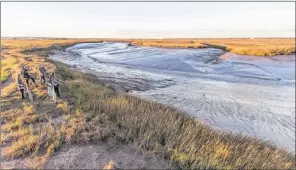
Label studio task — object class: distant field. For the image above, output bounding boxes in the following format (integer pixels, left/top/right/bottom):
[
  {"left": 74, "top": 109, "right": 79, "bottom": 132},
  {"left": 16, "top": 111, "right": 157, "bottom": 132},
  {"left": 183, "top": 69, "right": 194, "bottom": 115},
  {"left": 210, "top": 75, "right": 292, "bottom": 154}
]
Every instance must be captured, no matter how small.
[
  {"left": 3, "top": 38, "right": 295, "bottom": 56},
  {"left": 131, "top": 39, "right": 207, "bottom": 48},
  {"left": 131, "top": 38, "right": 295, "bottom": 56},
  {"left": 200, "top": 38, "right": 295, "bottom": 56},
  {"left": 1, "top": 39, "right": 102, "bottom": 49}
]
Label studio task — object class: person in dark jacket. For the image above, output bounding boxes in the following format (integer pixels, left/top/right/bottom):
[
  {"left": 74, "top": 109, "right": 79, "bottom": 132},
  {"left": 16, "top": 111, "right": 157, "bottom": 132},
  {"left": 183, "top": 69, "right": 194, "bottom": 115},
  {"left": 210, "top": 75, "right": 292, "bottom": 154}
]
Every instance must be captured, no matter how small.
[
  {"left": 49, "top": 72, "right": 60, "bottom": 98},
  {"left": 16, "top": 73, "right": 26, "bottom": 99},
  {"left": 22, "top": 65, "right": 37, "bottom": 87}
]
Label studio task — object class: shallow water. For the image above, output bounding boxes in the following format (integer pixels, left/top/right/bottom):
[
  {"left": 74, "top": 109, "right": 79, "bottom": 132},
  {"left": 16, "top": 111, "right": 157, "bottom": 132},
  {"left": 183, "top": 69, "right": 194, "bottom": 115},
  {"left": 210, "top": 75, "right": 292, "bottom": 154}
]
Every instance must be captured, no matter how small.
[{"left": 50, "top": 42, "right": 295, "bottom": 152}]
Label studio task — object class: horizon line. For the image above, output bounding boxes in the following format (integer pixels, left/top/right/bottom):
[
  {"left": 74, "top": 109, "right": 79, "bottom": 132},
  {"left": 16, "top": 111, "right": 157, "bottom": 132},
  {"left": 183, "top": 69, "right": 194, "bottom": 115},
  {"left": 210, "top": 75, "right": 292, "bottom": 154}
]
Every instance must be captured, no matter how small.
[{"left": 2, "top": 36, "right": 295, "bottom": 39}]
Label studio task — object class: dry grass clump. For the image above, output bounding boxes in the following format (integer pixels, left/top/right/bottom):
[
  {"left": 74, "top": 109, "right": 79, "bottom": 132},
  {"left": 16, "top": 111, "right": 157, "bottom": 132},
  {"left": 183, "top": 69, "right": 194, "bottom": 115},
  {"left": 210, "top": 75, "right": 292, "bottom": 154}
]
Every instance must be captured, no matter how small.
[
  {"left": 2, "top": 101, "right": 84, "bottom": 159},
  {"left": 1, "top": 57, "right": 17, "bottom": 82},
  {"left": 5, "top": 129, "right": 40, "bottom": 158},
  {"left": 1, "top": 82, "right": 18, "bottom": 97},
  {"left": 104, "top": 161, "right": 118, "bottom": 170}
]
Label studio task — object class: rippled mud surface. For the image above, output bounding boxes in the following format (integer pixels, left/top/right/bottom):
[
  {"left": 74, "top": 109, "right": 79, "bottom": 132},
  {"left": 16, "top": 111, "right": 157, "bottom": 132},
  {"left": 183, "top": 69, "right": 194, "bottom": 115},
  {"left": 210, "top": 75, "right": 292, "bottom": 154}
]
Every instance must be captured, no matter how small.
[{"left": 50, "top": 42, "right": 295, "bottom": 151}]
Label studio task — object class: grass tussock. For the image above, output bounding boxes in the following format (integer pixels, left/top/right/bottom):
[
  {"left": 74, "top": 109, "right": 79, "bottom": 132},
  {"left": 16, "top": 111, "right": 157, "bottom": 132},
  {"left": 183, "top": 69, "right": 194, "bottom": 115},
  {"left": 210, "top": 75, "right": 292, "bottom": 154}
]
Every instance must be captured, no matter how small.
[
  {"left": 1, "top": 57, "right": 18, "bottom": 82},
  {"left": 2, "top": 104, "right": 84, "bottom": 159},
  {"left": 5, "top": 130, "right": 40, "bottom": 158},
  {"left": 1, "top": 82, "right": 18, "bottom": 97},
  {"left": 1, "top": 39, "right": 295, "bottom": 169}
]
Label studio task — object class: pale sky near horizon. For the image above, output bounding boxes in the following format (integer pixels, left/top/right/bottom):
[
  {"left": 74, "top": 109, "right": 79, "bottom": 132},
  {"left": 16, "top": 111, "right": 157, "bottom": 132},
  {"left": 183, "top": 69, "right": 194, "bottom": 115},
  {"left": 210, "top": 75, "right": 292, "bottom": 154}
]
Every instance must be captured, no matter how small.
[{"left": 1, "top": 2, "right": 295, "bottom": 38}]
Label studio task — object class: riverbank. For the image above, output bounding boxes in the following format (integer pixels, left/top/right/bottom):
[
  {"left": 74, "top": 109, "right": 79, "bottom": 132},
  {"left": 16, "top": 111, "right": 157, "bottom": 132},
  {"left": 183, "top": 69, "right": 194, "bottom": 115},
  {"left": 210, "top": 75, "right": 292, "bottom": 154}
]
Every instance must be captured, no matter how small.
[
  {"left": 1, "top": 39, "right": 295, "bottom": 169},
  {"left": 1, "top": 39, "right": 175, "bottom": 169}
]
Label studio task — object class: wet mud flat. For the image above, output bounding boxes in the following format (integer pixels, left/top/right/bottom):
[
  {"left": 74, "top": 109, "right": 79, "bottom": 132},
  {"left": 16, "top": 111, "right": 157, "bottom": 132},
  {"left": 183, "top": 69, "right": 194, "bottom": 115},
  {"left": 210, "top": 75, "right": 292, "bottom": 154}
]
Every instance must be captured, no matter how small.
[{"left": 50, "top": 42, "right": 295, "bottom": 152}]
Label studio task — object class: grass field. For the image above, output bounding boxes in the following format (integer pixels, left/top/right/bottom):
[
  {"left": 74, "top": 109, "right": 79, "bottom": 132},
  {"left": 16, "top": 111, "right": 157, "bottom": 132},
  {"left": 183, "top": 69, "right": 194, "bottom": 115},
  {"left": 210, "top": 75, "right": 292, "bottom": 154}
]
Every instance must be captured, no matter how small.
[
  {"left": 200, "top": 38, "right": 295, "bottom": 56},
  {"left": 131, "top": 38, "right": 295, "bottom": 56},
  {"left": 0, "top": 39, "right": 295, "bottom": 169},
  {"left": 131, "top": 39, "right": 207, "bottom": 48},
  {"left": 3, "top": 38, "right": 295, "bottom": 56}
]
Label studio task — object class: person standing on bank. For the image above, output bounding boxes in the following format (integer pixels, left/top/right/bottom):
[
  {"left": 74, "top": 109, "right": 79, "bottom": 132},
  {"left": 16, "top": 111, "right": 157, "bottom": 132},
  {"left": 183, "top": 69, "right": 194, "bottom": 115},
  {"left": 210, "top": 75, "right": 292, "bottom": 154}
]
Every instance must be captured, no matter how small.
[
  {"left": 49, "top": 72, "right": 60, "bottom": 98},
  {"left": 16, "top": 73, "right": 26, "bottom": 99},
  {"left": 22, "top": 65, "right": 37, "bottom": 87},
  {"left": 38, "top": 64, "right": 47, "bottom": 84}
]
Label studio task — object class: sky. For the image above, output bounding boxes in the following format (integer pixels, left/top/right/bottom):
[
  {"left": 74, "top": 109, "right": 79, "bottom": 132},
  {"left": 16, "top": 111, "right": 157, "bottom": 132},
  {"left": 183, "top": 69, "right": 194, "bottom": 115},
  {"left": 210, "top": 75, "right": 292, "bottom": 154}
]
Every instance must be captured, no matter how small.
[{"left": 1, "top": 2, "right": 295, "bottom": 38}]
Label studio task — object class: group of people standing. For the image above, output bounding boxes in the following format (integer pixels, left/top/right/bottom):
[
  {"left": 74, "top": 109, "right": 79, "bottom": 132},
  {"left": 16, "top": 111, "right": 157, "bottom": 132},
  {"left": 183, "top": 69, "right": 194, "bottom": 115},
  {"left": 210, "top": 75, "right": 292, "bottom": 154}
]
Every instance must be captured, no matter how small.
[{"left": 16, "top": 64, "right": 60, "bottom": 101}]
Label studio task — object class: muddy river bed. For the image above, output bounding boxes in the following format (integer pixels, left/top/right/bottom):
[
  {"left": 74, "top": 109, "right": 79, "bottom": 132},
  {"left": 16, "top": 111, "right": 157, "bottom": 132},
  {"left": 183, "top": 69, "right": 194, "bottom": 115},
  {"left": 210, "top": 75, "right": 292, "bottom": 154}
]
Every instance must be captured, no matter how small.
[{"left": 50, "top": 42, "right": 295, "bottom": 152}]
